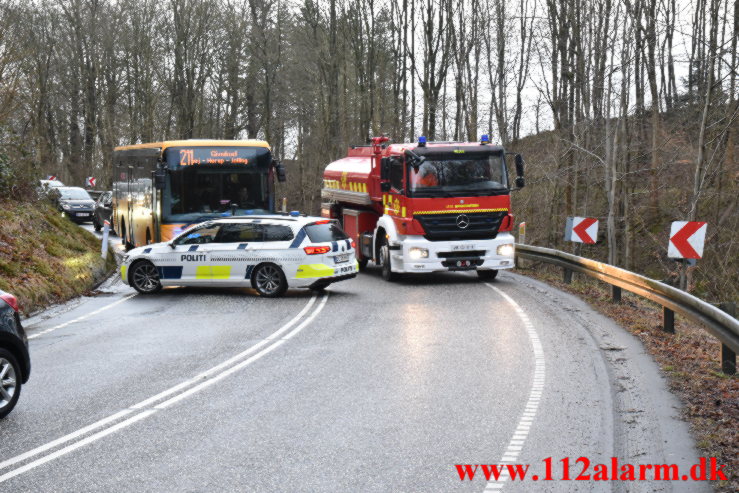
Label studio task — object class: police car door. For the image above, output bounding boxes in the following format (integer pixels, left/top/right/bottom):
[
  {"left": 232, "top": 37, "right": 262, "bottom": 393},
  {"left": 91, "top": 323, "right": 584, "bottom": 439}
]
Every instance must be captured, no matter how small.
[
  {"left": 168, "top": 223, "right": 222, "bottom": 284},
  {"left": 208, "top": 222, "right": 265, "bottom": 285}
]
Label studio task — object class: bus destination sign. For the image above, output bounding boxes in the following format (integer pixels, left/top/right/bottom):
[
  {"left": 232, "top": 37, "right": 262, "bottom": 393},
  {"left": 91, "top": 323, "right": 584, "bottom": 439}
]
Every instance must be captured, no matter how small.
[{"left": 167, "top": 147, "right": 254, "bottom": 166}]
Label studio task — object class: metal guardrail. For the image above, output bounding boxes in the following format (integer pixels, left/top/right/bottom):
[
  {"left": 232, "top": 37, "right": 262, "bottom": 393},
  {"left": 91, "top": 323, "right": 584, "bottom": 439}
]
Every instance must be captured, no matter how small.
[{"left": 516, "top": 244, "right": 739, "bottom": 374}]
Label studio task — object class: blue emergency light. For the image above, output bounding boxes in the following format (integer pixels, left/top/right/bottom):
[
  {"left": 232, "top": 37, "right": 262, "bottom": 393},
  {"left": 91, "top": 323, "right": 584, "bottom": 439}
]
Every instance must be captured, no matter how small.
[
  {"left": 290, "top": 210, "right": 300, "bottom": 217},
  {"left": 418, "top": 136, "right": 427, "bottom": 147},
  {"left": 481, "top": 134, "right": 490, "bottom": 144}
]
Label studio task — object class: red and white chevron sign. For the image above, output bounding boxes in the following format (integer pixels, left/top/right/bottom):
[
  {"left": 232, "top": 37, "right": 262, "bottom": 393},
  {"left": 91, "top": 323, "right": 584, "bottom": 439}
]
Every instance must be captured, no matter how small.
[
  {"left": 668, "top": 221, "right": 707, "bottom": 259},
  {"left": 87, "top": 176, "right": 96, "bottom": 188},
  {"left": 568, "top": 217, "right": 599, "bottom": 244}
]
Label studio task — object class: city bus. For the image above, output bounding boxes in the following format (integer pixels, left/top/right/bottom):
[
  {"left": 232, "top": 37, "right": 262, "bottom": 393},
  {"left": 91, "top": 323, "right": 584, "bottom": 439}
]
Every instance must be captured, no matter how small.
[{"left": 112, "top": 139, "right": 286, "bottom": 249}]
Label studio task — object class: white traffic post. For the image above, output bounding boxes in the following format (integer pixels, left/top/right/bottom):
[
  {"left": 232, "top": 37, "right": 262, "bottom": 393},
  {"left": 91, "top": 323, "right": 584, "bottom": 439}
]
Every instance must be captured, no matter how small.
[{"left": 101, "top": 220, "right": 110, "bottom": 260}]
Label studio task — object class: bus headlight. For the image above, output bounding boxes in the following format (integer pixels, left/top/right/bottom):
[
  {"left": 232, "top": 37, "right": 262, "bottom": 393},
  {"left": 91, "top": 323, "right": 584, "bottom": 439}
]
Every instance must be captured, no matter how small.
[
  {"left": 409, "top": 247, "right": 429, "bottom": 259},
  {"left": 497, "top": 244, "right": 514, "bottom": 256}
]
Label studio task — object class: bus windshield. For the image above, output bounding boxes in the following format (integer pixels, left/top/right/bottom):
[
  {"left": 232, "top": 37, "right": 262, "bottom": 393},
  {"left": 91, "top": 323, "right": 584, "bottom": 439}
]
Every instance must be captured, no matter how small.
[
  {"left": 408, "top": 153, "right": 508, "bottom": 197},
  {"left": 163, "top": 167, "right": 270, "bottom": 222}
]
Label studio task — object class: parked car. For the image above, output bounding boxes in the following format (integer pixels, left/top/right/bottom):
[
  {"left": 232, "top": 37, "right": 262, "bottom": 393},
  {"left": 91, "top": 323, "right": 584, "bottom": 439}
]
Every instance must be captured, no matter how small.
[
  {"left": 121, "top": 216, "right": 358, "bottom": 297},
  {"left": 0, "top": 290, "right": 30, "bottom": 419},
  {"left": 93, "top": 191, "right": 113, "bottom": 233},
  {"left": 50, "top": 187, "right": 96, "bottom": 224},
  {"left": 39, "top": 179, "right": 65, "bottom": 189},
  {"left": 37, "top": 179, "right": 65, "bottom": 199}
]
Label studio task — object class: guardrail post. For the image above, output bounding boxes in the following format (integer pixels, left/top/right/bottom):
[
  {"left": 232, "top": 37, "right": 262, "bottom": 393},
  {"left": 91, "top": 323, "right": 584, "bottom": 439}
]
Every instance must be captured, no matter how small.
[
  {"left": 563, "top": 267, "right": 572, "bottom": 284},
  {"left": 663, "top": 307, "right": 675, "bottom": 333},
  {"left": 611, "top": 285, "right": 622, "bottom": 302},
  {"left": 719, "top": 302, "right": 736, "bottom": 375}
]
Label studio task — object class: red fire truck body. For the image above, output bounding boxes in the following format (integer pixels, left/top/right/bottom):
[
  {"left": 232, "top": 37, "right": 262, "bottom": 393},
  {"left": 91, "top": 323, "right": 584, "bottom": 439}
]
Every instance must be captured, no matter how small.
[{"left": 321, "top": 137, "right": 524, "bottom": 280}]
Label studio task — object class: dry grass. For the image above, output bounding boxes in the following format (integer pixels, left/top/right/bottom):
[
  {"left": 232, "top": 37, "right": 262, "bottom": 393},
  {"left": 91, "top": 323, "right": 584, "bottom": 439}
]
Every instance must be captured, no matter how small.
[
  {"left": 517, "top": 262, "right": 738, "bottom": 492},
  {"left": 0, "top": 200, "right": 116, "bottom": 314}
]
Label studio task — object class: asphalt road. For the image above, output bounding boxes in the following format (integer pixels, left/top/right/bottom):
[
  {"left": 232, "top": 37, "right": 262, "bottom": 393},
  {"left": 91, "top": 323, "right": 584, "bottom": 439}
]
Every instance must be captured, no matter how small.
[{"left": 0, "top": 227, "right": 711, "bottom": 492}]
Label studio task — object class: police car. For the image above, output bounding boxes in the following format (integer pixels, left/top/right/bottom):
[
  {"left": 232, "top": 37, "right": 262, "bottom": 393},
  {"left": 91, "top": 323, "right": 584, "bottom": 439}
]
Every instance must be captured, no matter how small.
[{"left": 120, "top": 216, "right": 358, "bottom": 297}]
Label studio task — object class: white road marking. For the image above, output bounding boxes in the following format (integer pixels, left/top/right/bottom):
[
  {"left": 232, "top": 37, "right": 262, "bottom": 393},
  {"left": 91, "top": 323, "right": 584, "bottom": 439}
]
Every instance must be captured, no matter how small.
[
  {"left": 0, "top": 409, "right": 134, "bottom": 471},
  {"left": 484, "top": 284, "right": 545, "bottom": 492},
  {"left": 27, "top": 293, "right": 138, "bottom": 340},
  {"left": 0, "top": 293, "right": 329, "bottom": 484}
]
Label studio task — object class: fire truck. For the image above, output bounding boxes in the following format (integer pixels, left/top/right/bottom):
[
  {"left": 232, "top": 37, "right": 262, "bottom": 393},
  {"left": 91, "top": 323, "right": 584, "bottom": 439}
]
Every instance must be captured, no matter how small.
[{"left": 321, "top": 135, "right": 525, "bottom": 281}]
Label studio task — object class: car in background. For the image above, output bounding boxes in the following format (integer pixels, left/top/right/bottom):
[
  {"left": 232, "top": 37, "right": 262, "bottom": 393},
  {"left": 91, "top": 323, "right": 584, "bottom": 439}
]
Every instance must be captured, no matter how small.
[
  {"left": 50, "top": 187, "right": 96, "bottom": 223},
  {"left": 39, "top": 179, "right": 65, "bottom": 190},
  {"left": 121, "top": 215, "right": 358, "bottom": 297},
  {"left": 37, "top": 179, "right": 65, "bottom": 198},
  {"left": 0, "top": 290, "right": 30, "bottom": 419},
  {"left": 93, "top": 191, "right": 113, "bottom": 232}
]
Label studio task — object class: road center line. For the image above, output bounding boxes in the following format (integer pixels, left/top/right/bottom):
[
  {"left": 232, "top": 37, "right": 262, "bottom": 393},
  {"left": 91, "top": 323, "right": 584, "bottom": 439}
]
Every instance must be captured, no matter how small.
[
  {"left": 27, "top": 293, "right": 138, "bottom": 340},
  {"left": 484, "top": 284, "right": 545, "bottom": 492},
  {"left": 0, "top": 293, "right": 328, "bottom": 484}
]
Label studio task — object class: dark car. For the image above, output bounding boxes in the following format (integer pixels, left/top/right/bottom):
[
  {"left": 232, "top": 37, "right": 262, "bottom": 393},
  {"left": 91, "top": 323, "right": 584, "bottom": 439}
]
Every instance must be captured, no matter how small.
[
  {"left": 51, "top": 186, "right": 96, "bottom": 223},
  {"left": 92, "top": 191, "right": 113, "bottom": 232},
  {"left": 0, "top": 290, "right": 30, "bottom": 419}
]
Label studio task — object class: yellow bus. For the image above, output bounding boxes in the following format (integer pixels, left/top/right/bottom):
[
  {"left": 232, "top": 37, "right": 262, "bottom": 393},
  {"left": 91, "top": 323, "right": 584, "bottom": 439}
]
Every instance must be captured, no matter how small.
[{"left": 112, "top": 139, "right": 286, "bottom": 249}]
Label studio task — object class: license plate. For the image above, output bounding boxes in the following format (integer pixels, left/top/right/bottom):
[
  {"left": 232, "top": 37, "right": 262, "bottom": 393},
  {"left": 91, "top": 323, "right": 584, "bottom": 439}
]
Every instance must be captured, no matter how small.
[
  {"left": 76, "top": 213, "right": 90, "bottom": 217},
  {"left": 452, "top": 244, "right": 475, "bottom": 251},
  {"left": 333, "top": 253, "right": 351, "bottom": 264},
  {"left": 336, "top": 265, "right": 355, "bottom": 274}
]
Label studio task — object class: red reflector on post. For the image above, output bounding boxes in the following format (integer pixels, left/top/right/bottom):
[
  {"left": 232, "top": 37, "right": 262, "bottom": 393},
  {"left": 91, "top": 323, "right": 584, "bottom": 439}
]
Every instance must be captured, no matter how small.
[
  {"left": 0, "top": 293, "right": 19, "bottom": 312},
  {"left": 304, "top": 246, "right": 331, "bottom": 255},
  {"left": 499, "top": 213, "right": 514, "bottom": 232}
]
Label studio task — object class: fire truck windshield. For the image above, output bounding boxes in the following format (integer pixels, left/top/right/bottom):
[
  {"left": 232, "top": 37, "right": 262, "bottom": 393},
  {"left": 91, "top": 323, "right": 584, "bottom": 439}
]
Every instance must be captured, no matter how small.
[{"left": 408, "top": 153, "right": 508, "bottom": 197}]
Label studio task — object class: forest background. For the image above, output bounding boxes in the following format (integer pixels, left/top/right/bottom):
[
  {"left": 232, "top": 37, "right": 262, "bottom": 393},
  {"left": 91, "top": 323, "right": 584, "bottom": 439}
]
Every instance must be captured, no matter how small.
[{"left": 0, "top": 0, "right": 736, "bottom": 302}]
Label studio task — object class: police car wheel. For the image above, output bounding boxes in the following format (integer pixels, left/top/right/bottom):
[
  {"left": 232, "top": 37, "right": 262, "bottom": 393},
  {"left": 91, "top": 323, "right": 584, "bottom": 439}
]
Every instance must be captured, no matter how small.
[
  {"left": 129, "top": 261, "right": 162, "bottom": 294},
  {"left": 252, "top": 264, "right": 287, "bottom": 298},
  {"left": 0, "top": 349, "right": 22, "bottom": 419},
  {"left": 477, "top": 269, "right": 498, "bottom": 280},
  {"left": 380, "top": 244, "right": 396, "bottom": 282}
]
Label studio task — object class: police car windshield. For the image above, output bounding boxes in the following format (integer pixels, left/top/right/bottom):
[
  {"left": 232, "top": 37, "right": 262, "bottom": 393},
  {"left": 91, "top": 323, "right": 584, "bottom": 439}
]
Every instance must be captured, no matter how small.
[
  {"left": 59, "top": 188, "right": 92, "bottom": 200},
  {"left": 408, "top": 153, "right": 507, "bottom": 197},
  {"left": 304, "top": 222, "right": 348, "bottom": 243}
]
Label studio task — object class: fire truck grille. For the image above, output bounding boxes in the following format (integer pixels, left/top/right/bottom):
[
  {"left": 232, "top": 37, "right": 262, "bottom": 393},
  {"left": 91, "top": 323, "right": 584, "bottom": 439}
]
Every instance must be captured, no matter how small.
[
  {"left": 414, "top": 211, "right": 507, "bottom": 241},
  {"left": 437, "top": 250, "right": 486, "bottom": 258}
]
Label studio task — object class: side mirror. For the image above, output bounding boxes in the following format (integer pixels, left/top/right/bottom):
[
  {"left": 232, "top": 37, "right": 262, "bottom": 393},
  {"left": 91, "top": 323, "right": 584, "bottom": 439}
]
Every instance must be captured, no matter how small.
[
  {"left": 515, "top": 154, "right": 524, "bottom": 179},
  {"left": 275, "top": 161, "right": 287, "bottom": 182},
  {"left": 154, "top": 168, "right": 167, "bottom": 190},
  {"left": 380, "top": 157, "right": 390, "bottom": 180},
  {"left": 168, "top": 241, "right": 176, "bottom": 249},
  {"left": 515, "top": 177, "right": 525, "bottom": 188},
  {"left": 380, "top": 182, "right": 391, "bottom": 192}
]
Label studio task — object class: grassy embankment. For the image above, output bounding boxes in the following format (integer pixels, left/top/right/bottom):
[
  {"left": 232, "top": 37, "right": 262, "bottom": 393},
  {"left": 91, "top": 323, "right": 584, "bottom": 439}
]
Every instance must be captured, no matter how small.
[
  {"left": 0, "top": 200, "right": 116, "bottom": 315},
  {"left": 517, "top": 262, "right": 737, "bottom": 492}
]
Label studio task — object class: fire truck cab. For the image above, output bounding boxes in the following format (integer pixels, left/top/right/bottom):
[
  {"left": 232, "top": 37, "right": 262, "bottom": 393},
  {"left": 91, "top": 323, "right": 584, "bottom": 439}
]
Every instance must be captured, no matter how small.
[{"left": 321, "top": 136, "right": 525, "bottom": 281}]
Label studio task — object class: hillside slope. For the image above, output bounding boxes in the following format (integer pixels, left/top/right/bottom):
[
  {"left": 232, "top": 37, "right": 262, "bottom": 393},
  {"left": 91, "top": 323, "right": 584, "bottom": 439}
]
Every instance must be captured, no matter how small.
[{"left": 0, "top": 200, "right": 115, "bottom": 314}]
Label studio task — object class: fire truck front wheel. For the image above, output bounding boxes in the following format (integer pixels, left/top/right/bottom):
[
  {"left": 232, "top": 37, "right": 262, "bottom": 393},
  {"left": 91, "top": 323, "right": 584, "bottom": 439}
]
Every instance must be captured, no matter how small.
[
  {"left": 380, "top": 244, "right": 397, "bottom": 282},
  {"left": 477, "top": 269, "right": 499, "bottom": 281}
]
